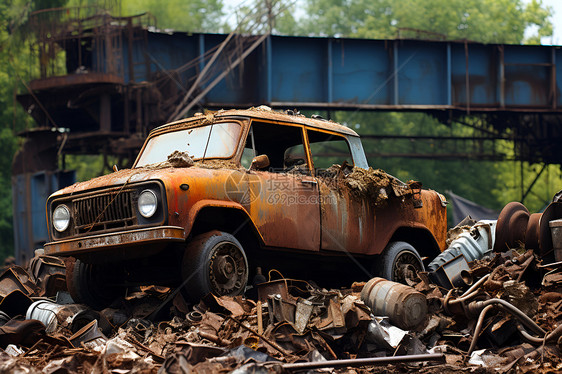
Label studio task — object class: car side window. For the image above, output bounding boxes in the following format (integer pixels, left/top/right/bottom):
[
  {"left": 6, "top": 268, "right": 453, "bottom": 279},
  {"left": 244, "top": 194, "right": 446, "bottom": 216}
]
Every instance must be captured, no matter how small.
[
  {"left": 240, "top": 147, "right": 255, "bottom": 169},
  {"left": 245, "top": 121, "right": 309, "bottom": 174},
  {"left": 307, "top": 130, "right": 353, "bottom": 172}
]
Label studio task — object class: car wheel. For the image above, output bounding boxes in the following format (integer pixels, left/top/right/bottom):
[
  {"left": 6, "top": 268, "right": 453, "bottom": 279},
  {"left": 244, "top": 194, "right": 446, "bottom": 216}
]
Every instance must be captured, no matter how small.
[
  {"left": 379, "top": 241, "right": 424, "bottom": 283},
  {"left": 181, "top": 230, "right": 249, "bottom": 302},
  {"left": 66, "top": 259, "right": 123, "bottom": 310}
]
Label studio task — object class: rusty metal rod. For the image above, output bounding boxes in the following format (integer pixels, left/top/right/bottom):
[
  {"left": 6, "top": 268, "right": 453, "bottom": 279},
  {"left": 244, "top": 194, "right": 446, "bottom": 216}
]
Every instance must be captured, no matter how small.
[
  {"left": 279, "top": 353, "right": 446, "bottom": 371},
  {"left": 466, "top": 304, "right": 495, "bottom": 359},
  {"left": 228, "top": 316, "right": 291, "bottom": 357},
  {"left": 516, "top": 322, "right": 562, "bottom": 346},
  {"left": 198, "top": 330, "right": 231, "bottom": 346},
  {"left": 461, "top": 274, "right": 490, "bottom": 298}
]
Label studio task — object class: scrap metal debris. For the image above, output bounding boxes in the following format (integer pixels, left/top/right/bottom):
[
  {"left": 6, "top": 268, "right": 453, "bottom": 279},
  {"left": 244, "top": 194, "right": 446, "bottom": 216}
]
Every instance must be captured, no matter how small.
[{"left": 0, "top": 209, "right": 562, "bottom": 372}]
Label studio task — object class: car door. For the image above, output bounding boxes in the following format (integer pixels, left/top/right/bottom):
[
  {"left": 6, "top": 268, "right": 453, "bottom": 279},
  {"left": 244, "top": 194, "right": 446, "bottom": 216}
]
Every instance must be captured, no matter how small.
[
  {"left": 307, "top": 129, "right": 374, "bottom": 254},
  {"left": 241, "top": 120, "right": 321, "bottom": 252}
]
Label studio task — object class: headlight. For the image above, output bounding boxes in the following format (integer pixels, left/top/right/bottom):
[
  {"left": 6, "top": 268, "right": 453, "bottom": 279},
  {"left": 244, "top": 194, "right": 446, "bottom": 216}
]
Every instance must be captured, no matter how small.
[
  {"left": 53, "top": 205, "right": 70, "bottom": 232},
  {"left": 138, "top": 190, "right": 158, "bottom": 218}
]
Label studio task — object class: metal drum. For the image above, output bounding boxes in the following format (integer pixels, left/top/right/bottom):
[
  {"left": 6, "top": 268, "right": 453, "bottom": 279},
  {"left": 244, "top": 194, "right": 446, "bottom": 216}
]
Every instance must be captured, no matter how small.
[
  {"left": 26, "top": 300, "right": 95, "bottom": 334},
  {"left": 360, "top": 277, "right": 428, "bottom": 330}
]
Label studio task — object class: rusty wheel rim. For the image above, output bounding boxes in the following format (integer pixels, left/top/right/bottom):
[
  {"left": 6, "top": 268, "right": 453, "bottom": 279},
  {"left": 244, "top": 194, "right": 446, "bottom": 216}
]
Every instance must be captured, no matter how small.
[
  {"left": 208, "top": 242, "right": 247, "bottom": 296},
  {"left": 494, "top": 202, "right": 529, "bottom": 252},
  {"left": 393, "top": 251, "right": 422, "bottom": 283}
]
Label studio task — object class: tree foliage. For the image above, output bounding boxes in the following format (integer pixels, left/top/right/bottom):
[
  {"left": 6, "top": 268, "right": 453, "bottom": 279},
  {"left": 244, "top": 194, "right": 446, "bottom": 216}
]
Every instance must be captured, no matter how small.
[
  {"left": 0, "top": 0, "right": 51, "bottom": 260},
  {"left": 301, "top": 0, "right": 552, "bottom": 44},
  {"left": 121, "top": 0, "right": 225, "bottom": 32},
  {"left": 228, "top": 0, "right": 298, "bottom": 35}
]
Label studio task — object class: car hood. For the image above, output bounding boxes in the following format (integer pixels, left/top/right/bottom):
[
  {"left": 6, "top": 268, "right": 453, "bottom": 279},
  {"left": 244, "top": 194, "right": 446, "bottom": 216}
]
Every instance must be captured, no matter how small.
[{"left": 50, "top": 163, "right": 242, "bottom": 197}]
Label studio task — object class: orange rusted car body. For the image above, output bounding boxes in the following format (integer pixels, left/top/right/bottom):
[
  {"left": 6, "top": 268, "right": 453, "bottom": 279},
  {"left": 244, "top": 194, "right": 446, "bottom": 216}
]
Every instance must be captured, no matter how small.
[{"left": 44, "top": 108, "right": 447, "bottom": 278}]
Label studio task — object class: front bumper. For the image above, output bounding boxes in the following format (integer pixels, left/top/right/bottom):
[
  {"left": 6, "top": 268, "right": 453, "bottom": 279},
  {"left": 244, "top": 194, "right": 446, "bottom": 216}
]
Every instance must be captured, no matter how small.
[{"left": 44, "top": 226, "right": 185, "bottom": 256}]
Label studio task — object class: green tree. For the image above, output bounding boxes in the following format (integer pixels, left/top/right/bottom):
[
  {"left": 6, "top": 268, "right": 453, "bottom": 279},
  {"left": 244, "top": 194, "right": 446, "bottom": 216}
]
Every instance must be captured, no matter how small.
[
  {"left": 302, "top": 0, "right": 552, "bottom": 44},
  {"left": 228, "top": 0, "right": 299, "bottom": 35},
  {"left": 121, "top": 0, "right": 225, "bottom": 32},
  {"left": 0, "top": 0, "right": 67, "bottom": 261}
]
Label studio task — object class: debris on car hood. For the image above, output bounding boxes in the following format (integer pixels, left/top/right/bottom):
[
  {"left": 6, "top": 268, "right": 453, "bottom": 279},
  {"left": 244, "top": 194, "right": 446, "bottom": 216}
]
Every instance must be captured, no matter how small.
[{"left": 167, "top": 150, "right": 195, "bottom": 167}]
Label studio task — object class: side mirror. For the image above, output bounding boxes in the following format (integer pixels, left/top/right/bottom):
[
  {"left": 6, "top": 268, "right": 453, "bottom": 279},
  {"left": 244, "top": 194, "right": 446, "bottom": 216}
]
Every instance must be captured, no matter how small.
[{"left": 249, "top": 154, "right": 270, "bottom": 171}]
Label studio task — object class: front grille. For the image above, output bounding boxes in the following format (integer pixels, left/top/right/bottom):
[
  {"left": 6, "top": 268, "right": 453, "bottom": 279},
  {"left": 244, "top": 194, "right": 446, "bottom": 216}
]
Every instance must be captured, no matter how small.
[{"left": 73, "top": 189, "right": 137, "bottom": 234}]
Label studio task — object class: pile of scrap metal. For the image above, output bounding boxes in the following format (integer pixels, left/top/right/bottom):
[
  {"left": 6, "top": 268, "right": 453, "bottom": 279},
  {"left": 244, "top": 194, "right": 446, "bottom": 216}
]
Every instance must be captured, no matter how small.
[{"left": 0, "top": 200, "right": 561, "bottom": 372}]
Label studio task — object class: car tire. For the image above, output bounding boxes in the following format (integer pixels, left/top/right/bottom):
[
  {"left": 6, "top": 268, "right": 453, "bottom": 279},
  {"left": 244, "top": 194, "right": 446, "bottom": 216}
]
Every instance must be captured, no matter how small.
[
  {"left": 181, "top": 230, "right": 249, "bottom": 303},
  {"left": 66, "top": 259, "right": 122, "bottom": 310},
  {"left": 378, "top": 241, "right": 424, "bottom": 283}
]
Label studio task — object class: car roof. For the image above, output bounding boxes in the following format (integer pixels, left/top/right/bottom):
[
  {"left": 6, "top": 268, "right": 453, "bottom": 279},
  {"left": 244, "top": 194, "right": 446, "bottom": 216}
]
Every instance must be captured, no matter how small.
[{"left": 155, "top": 107, "right": 360, "bottom": 137}]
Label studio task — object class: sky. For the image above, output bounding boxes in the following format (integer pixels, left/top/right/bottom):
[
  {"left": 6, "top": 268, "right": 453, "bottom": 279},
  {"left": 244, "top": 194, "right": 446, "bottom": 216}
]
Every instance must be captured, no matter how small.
[{"left": 534, "top": 0, "right": 562, "bottom": 45}]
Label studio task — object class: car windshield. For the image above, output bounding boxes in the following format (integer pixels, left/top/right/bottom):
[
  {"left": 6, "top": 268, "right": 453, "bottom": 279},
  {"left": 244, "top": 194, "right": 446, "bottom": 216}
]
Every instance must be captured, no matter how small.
[{"left": 135, "top": 122, "right": 241, "bottom": 167}]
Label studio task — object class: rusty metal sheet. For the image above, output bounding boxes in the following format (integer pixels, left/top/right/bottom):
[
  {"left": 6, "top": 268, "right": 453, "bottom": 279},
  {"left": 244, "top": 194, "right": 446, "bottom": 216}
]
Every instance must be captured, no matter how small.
[
  {"left": 28, "top": 255, "right": 66, "bottom": 297},
  {"left": 318, "top": 175, "right": 447, "bottom": 255},
  {"left": 28, "top": 73, "right": 124, "bottom": 91},
  {"left": 0, "top": 266, "right": 39, "bottom": 298}
]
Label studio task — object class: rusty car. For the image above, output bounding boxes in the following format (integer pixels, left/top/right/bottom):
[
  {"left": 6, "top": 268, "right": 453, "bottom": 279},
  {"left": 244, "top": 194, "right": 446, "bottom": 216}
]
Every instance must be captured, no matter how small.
[{"left": 44, "top": 107, "right": 448, "bottom": 308}]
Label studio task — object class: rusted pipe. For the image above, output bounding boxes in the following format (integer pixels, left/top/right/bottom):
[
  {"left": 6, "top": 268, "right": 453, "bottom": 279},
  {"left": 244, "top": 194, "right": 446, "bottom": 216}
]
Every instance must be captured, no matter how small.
[
  {"left": 516, "top": 323, "right": 544, "bottom": 345},
  {"left": 461, "top": 274, "right": 490, "bottom": 298},
  {"left": 466, "top": 298, "right": 549, "bottom": 357},
  {"left": 516, "top": 322, "right": 562, "bottom": 345},
  {"left": 468, "top": 299, "right": 546, "bottom": 336},
  {"left": 466, "top": 304, "right": 494, "bottom": 358},
  {"left": 280, "top": 353, "right": 446, "bottom": 371},
  {"left": 445, "top": 274, "right": 490, "bottom": 314},
  {"left": 198, "top": 330, "right": 231, "bottom": 346}
]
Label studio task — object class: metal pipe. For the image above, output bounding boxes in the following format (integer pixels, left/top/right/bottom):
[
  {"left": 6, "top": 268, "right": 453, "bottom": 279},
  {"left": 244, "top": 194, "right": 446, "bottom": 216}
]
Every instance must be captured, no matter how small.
[
  {"left": 466, "top": 304, "right": 494, "bottom": 358},
  {"left": 517, "top": 322, "right": 562, "bottom": 345},
  {"left": 445, "top": 274, "right": 490, "bottom": 313},
  {"left": 280, "top": 353, "right": 446, "bottom": 371},
  {"left": 478, "top": 299, "right": 546, "bottom": 336},
  {"left": 461, "top": 274, "right": 490, "bottom": 298},
  {"left": 198, "top": 330, "right": 231, "bottom": 346},
  {"left": 516, "top": 323, "right": 544, "bottom": 345},
  {"left": 466, "top": 298, "right": 549, "bottom": 357}
]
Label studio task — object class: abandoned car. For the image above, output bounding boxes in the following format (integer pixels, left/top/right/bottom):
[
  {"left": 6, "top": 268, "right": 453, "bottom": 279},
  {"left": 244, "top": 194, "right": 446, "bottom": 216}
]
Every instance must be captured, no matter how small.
[{"left": 44, "top": 107, "right": 448, "bottom": 307}]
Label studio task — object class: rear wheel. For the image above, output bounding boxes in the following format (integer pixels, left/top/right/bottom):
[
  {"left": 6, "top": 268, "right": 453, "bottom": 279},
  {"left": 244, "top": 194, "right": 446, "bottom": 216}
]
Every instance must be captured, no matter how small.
[
  {"left": 66, "top": 260, "right": 123, "bottom": 310},
  {"left": 181, "top": 230, "right": 249, "bottom": 303},
  {"left": 379, "top": 241, "right": 424, "bottom": 283}
]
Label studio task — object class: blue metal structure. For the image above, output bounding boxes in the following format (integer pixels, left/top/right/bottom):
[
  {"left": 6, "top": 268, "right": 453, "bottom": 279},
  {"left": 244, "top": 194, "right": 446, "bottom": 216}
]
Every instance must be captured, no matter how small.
[
  {"left": 12, "top": 171, "right": 75, "bottom": 264},
  {"left": 134, "top": 34, "right": 560, "bottom": 112}
]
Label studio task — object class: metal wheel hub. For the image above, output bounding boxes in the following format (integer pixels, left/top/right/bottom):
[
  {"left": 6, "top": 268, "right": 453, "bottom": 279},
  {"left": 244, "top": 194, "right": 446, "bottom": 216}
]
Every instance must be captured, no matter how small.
[
  {"left": 213, "top": 254, "right": 237, "bottom": 282},
  {"left": 393, "top": 252, "right": 422, "bottom": 282},
  {"left": 209, "top": 243, "right": 247, "bottom": 296}
]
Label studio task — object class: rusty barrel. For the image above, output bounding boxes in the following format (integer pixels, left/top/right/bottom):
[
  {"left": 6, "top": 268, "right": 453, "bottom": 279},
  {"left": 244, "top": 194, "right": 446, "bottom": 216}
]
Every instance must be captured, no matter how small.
[{"left": 360, "top": 277, "right": 428, "bottom": 330}]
